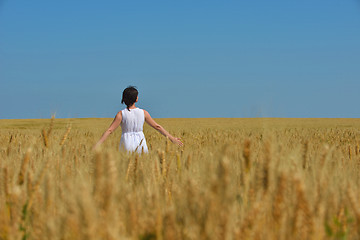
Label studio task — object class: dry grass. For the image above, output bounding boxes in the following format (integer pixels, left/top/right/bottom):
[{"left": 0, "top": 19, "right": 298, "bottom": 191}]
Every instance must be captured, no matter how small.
[{"left": 0, "top": 117, "right": 360, "bottom": 240}]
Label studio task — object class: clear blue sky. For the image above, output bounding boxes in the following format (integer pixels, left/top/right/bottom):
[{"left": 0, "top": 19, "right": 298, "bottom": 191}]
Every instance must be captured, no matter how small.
[{"left": 1, "top": 0, "right": 359, "bottom": 119}]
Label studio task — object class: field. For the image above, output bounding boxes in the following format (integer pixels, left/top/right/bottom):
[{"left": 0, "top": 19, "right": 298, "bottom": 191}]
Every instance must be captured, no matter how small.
[{"left": 1, "top": 117, "right": 360, "bottom": 240}]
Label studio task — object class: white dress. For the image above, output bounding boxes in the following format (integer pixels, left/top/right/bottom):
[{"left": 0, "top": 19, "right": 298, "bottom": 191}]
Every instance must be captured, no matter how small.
[{"left": 119, "top": 108, "right": 149, "bottom": 153}]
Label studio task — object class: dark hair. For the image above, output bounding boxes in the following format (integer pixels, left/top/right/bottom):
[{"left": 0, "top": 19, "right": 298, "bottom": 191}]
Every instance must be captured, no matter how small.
[{"left": 121, "top": 86, "right": 138, "bottom": 110}]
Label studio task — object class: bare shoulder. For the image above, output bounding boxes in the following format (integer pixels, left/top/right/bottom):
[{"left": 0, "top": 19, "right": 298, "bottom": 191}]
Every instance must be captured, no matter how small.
[
  {"left": 116, "top": 111, "right": 122, "bottom": 118},
  {"left": 143, "top": 109, "right": 149, "bottom": 116},
  {"left": 143, "top": 110, "right": 153, "bottom": 121}
]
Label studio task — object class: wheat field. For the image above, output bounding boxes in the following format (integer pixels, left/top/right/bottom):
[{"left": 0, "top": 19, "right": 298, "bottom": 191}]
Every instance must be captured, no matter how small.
[{"left": 0, "top": 117, "right": 360, "bottom": 240}]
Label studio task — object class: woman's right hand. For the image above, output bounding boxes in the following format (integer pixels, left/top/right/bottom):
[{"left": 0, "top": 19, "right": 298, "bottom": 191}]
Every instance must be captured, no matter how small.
[{"left": 171, "top": 137, "right": 183, "bottom": 146}]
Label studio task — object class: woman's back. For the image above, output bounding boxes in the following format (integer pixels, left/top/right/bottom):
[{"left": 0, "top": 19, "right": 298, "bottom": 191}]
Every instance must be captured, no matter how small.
[
  {"left": 120, "top": 108, "right": 148, "bottom": 153},
  {"left": 121, "top": 108, "right": 144, "bottom": 133}
]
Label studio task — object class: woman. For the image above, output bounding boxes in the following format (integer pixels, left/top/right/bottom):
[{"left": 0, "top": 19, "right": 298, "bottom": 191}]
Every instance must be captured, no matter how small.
[{"left": 94, "top": 86, "right": 183, "bottom": 153}]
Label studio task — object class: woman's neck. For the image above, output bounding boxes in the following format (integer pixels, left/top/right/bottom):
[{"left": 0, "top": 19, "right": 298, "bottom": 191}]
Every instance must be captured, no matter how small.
[{"left": 127, "top": 104, "right": 136, "bottom": 110}]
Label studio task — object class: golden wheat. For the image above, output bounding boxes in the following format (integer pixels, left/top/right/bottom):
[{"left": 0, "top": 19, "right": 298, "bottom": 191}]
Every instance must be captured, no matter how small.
[{"left": 0, "top": 117, "right": 359, "bottom": 239}]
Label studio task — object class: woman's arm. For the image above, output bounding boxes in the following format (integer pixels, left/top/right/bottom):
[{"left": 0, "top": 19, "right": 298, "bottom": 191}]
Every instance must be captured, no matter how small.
[
  {"left": 93, "top": 111, "right": 122, "bottom": 149},
  {"left": 144, "top": 110, "right": 183, "bottom": 146}
]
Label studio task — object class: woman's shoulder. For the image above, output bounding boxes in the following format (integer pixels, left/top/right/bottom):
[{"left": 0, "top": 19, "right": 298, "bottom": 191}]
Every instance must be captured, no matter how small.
[
  {"left": 139, "top": 108, "right": 148, "bottom": 113},
  {"left": 116, "top": 110, "right": 123, "bottom": 117},
  {"left": 135, "top": 107, "right": 147, "bottom": 112}
]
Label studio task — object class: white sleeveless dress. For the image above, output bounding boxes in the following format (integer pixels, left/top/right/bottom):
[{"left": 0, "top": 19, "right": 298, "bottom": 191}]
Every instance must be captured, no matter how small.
[{"left": 119, "top": 108, "right": 149, "bottom": 153}]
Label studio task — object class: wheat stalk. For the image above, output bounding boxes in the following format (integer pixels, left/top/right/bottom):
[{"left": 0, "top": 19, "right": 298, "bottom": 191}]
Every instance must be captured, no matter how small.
[
  {"left": 272, "top": 173, "right": 286, "bottom": 225},
  {"left": 243, "top": 139, "right": 251, "bottom": 172},
  {"left": 17, "top": 148, "right": 31, "bottom": 185},
  {"left": 60, "top": 125, "right": 72, "bottom": 146},
  {"left": 47, "top": 114, "right": 55, "bottom": 136},
  {"left": 42, "top": 129, "right": 49, "bottom": 148}
]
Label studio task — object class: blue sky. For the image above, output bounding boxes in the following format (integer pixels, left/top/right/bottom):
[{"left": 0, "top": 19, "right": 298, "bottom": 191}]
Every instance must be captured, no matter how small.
[{"left": 1, "top": 0, "right": 360, "bottom": 119}]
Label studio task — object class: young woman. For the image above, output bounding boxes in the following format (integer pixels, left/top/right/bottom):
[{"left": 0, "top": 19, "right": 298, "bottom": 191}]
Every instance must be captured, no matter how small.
[{"left": 94, "top": 86, "right": 183, "bottom": 153}]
